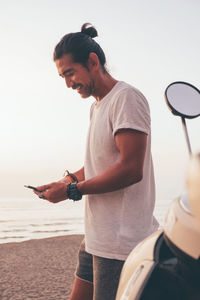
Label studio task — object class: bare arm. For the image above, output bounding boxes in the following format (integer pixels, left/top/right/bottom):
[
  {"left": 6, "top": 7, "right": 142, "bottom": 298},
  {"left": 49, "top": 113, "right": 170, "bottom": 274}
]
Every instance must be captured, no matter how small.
[
  {"left": 35, "top": 129, "right": 147, "bottom": 202},
  {"left": 77, "top": 129, "right": 147, "bottom": 195},
  {"left": 74, "top": 167, "right": 85, "bottom": 182}
]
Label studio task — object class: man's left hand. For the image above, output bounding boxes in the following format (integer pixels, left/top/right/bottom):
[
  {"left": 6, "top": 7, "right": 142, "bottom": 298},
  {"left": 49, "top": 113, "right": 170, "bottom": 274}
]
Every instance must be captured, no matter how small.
[{"left": 34, "top": 181, "right": 68, "bottom": 203}]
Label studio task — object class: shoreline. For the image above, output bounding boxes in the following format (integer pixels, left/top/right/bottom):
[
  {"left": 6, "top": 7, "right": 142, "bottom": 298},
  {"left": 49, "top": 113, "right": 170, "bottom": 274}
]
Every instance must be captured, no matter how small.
[{"left": 0, "top": 234, "right": 84, "bottom": 299}]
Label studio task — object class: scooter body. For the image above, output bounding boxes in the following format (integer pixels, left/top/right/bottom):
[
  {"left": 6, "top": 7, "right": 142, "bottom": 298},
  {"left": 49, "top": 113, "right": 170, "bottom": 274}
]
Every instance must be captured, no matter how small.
[{"left": 116, "top": 195, "right": 200, "bottom": 300}]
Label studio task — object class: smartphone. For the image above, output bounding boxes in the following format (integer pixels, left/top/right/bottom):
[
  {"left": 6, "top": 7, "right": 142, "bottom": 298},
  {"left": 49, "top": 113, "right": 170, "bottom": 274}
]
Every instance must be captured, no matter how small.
[{"left": 24, "top": 185, "right": 40, "bottom": 192}]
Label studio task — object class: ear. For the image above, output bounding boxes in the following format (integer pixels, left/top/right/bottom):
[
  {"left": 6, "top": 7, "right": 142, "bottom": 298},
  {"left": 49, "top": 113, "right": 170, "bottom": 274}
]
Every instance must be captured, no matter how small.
[{"left": 88, "top": 52, "right": 99, "bottom": 71}]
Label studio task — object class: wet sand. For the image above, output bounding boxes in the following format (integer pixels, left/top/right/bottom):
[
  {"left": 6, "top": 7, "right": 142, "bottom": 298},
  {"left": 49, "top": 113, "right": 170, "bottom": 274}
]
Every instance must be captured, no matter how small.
[{"left": 0, "top": 234, "right": 83, "bottom": 300}]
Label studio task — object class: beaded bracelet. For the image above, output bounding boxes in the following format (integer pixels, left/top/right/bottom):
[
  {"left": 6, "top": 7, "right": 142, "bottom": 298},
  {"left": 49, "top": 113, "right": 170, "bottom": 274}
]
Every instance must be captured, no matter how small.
[{"left": 63, "top": 170, "right": 78, "bottom": 183}]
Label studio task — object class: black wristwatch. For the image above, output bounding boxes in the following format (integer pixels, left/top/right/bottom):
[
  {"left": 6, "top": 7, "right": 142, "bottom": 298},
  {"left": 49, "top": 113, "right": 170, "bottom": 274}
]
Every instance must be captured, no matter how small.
[{"left": 67, "top": 183, "right": 82, "bottom": 201}]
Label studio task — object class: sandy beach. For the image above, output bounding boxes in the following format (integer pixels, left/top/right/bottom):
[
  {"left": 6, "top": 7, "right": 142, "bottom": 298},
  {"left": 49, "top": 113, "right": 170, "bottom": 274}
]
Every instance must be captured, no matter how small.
[{"left": 0, "top": 234, "right": 83, "bottom": 300}]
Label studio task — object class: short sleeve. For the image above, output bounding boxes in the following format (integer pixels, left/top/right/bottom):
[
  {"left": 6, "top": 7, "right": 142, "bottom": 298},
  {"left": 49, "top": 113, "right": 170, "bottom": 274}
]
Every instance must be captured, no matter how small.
[{"left": 110, "top": 87, "right": 151, "bottom": 136}]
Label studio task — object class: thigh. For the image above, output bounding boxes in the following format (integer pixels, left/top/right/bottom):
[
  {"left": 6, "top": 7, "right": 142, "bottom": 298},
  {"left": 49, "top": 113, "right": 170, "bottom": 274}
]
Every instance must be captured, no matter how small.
[
  {"left": 75, "top": 238, "right": 93, "bottom": 284},
  {"left": 93, "top": 255, "right": 125, "bottom": 300}
]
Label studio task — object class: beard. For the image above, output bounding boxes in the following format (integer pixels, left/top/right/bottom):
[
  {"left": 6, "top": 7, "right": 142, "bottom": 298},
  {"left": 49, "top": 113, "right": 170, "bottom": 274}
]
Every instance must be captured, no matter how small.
[{"left": 73, "top": 80, "right": 94, "bottom": 98}]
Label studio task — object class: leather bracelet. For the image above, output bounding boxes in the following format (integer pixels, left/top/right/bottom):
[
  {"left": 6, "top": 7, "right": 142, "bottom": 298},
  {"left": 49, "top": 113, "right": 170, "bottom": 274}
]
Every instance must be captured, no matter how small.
[
  {"left": 67, "top": 183, "right": 82, "bottom": 201},
  {"left": 63, "top": 170, "right": 78, "bottom": 183}
]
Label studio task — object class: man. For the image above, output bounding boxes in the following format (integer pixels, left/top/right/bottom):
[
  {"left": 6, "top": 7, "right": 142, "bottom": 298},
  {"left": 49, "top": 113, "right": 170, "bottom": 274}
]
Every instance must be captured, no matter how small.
[{"left": 34, "top": 23, "right": 159, "bottom": 300}]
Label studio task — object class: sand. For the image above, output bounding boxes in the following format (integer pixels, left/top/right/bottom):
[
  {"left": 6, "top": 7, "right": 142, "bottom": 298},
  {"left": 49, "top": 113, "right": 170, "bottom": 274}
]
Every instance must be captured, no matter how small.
[{"left": 0, "top": 234, "right": 84, "bottom": 300}]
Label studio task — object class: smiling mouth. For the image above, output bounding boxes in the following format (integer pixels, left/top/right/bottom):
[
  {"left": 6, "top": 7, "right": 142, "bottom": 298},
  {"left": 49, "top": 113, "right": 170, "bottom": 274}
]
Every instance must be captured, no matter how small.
[{"left": 72, "top": 84, "right": 83, "bottom": 93}]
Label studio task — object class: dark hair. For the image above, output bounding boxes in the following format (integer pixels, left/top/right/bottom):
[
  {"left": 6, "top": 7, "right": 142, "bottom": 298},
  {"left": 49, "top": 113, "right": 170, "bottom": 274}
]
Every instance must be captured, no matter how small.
[{"left": 53, "top": 23, "right": 108, "bottom": 73}]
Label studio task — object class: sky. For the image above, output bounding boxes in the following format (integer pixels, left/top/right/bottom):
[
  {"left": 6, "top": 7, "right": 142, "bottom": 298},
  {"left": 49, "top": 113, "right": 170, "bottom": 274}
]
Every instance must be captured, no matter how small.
[{"left": 0, "top": 0, "right": 200, "bottom": 205}]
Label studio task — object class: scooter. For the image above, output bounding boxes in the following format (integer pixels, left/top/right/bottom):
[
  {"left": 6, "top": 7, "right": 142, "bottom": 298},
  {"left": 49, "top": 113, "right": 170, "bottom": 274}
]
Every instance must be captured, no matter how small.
[{"left": 116, "top": 81, "right": 200, "bottom": 300}]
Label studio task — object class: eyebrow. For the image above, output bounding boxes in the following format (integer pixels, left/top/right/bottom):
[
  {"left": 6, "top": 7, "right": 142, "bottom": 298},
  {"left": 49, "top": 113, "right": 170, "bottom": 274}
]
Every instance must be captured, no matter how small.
[{"left": 60, "top": 68, "right": 74, "bottom": 77}]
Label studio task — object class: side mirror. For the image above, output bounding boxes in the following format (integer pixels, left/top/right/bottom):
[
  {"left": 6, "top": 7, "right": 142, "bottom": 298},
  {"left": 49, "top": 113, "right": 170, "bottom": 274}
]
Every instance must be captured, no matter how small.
[
  {"left": 165, "top": 81, "right": 200, "bottom": 119},
  {"left": 165, "top": 81, "right": 200, "bottom": 155}
]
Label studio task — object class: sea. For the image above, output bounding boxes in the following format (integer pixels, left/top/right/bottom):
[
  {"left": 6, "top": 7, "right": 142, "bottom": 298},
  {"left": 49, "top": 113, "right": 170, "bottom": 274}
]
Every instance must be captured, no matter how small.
[{"left": 0, "top": 196, "right": 169, "bottom": 244}]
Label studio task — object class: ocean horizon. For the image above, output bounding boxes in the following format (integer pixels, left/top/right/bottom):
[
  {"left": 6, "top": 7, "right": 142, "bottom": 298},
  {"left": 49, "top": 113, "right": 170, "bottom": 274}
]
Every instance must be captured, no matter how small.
[{"left": 0, "top": 196, "right": 169, "bottom": 244}]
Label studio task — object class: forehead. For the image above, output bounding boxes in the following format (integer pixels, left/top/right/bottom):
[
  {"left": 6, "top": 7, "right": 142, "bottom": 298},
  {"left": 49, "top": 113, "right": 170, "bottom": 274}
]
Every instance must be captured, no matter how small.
[{"left": 55, "top": 54, "right": 75, "bottom": 74}]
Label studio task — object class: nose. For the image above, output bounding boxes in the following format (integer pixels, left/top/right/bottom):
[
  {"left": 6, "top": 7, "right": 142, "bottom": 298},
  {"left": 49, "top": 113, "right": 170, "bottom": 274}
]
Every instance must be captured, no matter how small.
[{"left": 65, "top": 77, "right": 73, "bottom": 88}]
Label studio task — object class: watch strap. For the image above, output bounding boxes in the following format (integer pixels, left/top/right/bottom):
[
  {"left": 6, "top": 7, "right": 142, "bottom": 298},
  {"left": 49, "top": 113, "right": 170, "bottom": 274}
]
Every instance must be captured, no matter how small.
[{"left": 67, "top": 183, "right": 82, "bottom": 201}]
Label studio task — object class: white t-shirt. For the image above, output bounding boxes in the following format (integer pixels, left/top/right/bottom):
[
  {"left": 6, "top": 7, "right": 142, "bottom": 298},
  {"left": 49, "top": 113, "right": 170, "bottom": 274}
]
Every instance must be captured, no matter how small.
[{"left": 84, "top": 81, "right": 159, "bottom": 260}]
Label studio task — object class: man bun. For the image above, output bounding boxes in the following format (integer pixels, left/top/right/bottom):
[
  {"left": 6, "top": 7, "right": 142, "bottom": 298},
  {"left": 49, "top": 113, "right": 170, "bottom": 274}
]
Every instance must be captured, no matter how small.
[
  {"left": 81, "top": 23, "right": 98, "bottom": 38},
  {"left": 54, "top": 22, "right": 107, "bottom": 73}
]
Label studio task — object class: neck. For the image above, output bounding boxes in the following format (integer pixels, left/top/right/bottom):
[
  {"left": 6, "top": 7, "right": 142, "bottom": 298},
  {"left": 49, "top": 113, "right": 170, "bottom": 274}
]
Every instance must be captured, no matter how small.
[{"left": 92, "top": 72, "right": 118, "bottom": 101}]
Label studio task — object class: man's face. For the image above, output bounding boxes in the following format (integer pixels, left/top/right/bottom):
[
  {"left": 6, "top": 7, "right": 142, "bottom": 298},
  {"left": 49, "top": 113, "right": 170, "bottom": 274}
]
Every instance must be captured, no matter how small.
[{"left": 55, "top": 54, "right": 94, "bottom": 98}]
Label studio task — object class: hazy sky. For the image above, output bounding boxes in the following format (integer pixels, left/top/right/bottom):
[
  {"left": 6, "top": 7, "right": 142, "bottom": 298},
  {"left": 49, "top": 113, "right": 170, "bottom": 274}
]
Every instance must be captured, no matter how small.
[{"left": 0, "top": 0, "right": 200, "bottom": 203}]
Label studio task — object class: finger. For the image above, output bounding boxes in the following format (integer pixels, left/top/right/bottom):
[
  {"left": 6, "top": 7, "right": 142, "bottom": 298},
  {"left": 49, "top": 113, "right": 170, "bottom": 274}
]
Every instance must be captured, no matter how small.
[
  {"left": 34, "top": 184, "right": 54, "bottom": 196},
  {"left": 42, "top": 191, "right": 62, "bottom": 202},
  {"left": 48, "top": 196, "right": 67, "bottom": 203},
  {"left": 42, "top": 183, "right": 66, "bottom": 199},
  {"left": 42, "top": 189, "right": 68, "bottom": 203},
  {"left": 38, "top": 192, "right": 45, "bottom": 199},
  {"left": 34, "top": 189, "right": 40, "bottom": 196},
  {"left": 34, "top": 189, "right": 43, "bottom": 196},
  {"left": 36, "top": 184, "right": 53, "bottom": 192},
  {"left": 34, "top": 184, "right": 52, "bottom": 196}
]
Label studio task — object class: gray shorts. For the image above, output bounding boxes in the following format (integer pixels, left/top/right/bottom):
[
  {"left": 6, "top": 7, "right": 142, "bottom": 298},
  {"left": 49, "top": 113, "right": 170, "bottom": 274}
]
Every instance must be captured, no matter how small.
[{"left": 75, "top": 239, "right": 125, "bottom": 300}]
